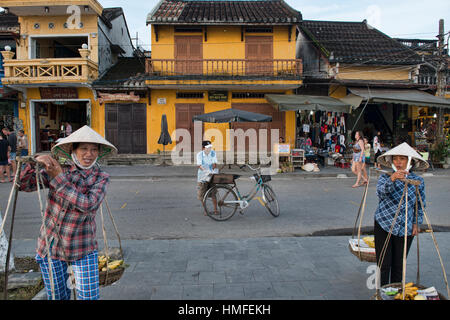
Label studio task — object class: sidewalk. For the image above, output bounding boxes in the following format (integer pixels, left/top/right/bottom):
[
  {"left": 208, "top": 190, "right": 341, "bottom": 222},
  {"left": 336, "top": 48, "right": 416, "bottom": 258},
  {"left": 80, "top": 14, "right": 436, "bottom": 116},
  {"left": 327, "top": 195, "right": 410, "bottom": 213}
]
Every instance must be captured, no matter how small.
[
  {"left": 102, "top": 164, "right": 450, "bottom": 181},
  {"left": 10, "top": 234, "right": 448, "bottom": 300}
]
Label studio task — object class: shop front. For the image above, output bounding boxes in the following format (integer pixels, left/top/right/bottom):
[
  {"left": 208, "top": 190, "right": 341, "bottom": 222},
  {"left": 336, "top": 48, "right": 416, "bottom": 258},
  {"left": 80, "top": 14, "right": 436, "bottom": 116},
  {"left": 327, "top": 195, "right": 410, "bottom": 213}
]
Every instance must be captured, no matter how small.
[
  {"left": 22, "top": 86, "right": 104, "bottom": 155},
  {"left": 346, "top": 88, "right": 450, "bottom": 152},
  {"left": 265, "top": 94, "right": 352, "bottom": 169}
]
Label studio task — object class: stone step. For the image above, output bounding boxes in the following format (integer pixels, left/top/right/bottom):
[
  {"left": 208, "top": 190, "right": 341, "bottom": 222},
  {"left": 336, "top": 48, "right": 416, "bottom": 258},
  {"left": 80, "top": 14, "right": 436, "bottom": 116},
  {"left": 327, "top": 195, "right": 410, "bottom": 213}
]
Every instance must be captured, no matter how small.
[{"left": 7, "top": 272, "right": 42, "bottom": 290}]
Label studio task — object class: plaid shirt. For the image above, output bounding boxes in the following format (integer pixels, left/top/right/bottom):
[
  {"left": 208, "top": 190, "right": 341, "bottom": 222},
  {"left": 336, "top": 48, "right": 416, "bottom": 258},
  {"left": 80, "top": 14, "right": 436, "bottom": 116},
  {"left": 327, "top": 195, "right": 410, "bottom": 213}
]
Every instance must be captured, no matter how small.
[
  {"left": 374, "top": 173, "right": 425, "bottom": 237},
  {"left": 19, "top": 162, "right": 110, "bottom": 262}
]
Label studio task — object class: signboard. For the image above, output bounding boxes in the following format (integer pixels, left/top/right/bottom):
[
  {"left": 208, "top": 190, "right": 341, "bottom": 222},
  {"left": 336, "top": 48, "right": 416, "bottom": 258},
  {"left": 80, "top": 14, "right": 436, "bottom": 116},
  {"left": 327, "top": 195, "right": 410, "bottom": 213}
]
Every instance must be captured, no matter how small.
[
  {"left": 277, "top": 144, "right": 291, "bottom": 155},
  {"left": 208, "top": 91, "right": 228, "bottom": 102},
  {"left": 98, "top": 91, "right": 141, "bottom": 104},
  {"left": 157, "top": 98, "right": 167, "bottom": 105},
  {"left": 39, "top": 87, "right": 78, "bottom": 100}
]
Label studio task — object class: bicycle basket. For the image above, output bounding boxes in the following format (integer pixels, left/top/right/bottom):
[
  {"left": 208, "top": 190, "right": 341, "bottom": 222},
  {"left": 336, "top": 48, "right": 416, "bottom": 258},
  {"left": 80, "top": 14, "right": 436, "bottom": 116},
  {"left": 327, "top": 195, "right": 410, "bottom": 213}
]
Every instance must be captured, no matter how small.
[
  {"left": 254, "top": 174, "right": 272, "bottom": 183},
  {"left": 212, "top": 174, "right": 235, "bottom": 184}
]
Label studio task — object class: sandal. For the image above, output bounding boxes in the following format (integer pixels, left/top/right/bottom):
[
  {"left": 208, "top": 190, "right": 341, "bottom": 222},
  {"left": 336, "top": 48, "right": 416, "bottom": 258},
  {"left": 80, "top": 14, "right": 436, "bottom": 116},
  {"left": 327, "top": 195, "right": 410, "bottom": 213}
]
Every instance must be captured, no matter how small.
[{"left": 352, "top": 184, "right": 359, "bottom": 188}]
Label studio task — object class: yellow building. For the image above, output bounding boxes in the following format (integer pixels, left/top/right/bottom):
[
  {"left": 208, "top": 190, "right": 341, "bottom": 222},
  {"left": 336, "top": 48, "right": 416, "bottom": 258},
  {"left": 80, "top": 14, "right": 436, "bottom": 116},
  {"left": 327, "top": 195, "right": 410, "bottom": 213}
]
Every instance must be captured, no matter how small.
[
  {"left": 296, "top": 19, "right": 450, "bottom": 150},
  {"left": 145, "top": 0, "right": 303, "bottom": 157},
  {"left": 0, "top": 0, "right": 135, "bottom": 154}
]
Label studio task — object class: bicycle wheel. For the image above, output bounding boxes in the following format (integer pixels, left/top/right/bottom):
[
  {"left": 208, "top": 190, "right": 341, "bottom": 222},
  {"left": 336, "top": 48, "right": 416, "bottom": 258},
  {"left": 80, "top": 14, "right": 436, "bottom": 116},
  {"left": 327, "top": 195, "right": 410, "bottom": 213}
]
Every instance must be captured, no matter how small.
[
  {"left": 203, "top": 185, "right": 239, "bottom": 221},
  {"left": 262, "top": 184, "right": 280, "bottom": 217}
]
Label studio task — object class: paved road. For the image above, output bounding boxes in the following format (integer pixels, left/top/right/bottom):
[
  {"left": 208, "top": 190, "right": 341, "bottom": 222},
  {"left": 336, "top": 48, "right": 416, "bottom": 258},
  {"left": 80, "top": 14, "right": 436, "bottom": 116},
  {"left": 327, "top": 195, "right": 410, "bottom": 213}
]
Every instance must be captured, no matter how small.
[
  {"left": 2, "top": 173, "right": 449, "bottom": 241},
  {"left": 1, "top": 166, "right": 449, "bottom": 301}
]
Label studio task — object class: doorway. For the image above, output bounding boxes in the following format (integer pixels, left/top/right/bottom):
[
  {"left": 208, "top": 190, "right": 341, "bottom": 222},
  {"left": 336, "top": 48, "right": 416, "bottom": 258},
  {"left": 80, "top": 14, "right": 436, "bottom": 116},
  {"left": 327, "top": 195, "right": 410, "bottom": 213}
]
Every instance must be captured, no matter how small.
[
  {"left": 31, "top": 100, "right": 89, "bottom": 153},
  {"left": 105, "top": 103, "right": 147, "bottom": 154}
]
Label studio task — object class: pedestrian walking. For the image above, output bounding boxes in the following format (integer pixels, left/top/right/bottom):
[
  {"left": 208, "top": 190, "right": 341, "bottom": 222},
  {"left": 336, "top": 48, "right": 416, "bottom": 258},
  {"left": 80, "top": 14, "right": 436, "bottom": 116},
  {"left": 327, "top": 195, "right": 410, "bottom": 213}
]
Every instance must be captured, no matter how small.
[
  {"left": 373, "top": 131, "right": 382, "bottom": 169},
  {"left": 373, "top": 142, "right": 428, "bottom": 286},
  {"left": 197, "top": 141, "right": 218, "bottom": 215},
  {"left": 351, "top": 131, "right": 367, "bottom": 188},
  {"left": 2, "top": 127, "right": 17, "bottom": 176},
  {"left": 17, "top": 125, "right": 117, "bottom": 300},
  {"left": 0, "top": 134, "right": 11, "bottom": 183}
]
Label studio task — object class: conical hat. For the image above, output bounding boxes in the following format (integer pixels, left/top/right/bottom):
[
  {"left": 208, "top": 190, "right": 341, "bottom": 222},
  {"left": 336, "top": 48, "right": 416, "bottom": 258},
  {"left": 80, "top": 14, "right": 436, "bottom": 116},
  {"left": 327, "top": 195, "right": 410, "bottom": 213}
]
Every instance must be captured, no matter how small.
[
  {"left": 52, "top": 125, "right": 117, "bottom": 160},
  {"left": 378, "top": 142, "right": 429, "bottom": 170}
]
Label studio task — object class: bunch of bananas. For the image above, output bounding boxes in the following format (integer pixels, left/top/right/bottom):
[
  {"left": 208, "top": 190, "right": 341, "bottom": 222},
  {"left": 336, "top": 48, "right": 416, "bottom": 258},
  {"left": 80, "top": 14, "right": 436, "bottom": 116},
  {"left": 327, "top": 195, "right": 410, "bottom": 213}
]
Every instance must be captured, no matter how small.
[
  {"left": 98, "top": 255, "right": 124, "bottom": 272},
  {"left": 363, "top": 236, "right": 375, "bottom": 248},
  {"left": 394, "top": 283, "right": 420, "bottom": 300}
]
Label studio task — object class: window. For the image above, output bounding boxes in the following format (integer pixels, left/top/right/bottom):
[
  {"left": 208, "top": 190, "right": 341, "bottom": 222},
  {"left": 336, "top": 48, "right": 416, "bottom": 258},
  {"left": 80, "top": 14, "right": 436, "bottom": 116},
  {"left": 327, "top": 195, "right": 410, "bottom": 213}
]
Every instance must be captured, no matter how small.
[
  {"left": 30, "top": 36, "right": 88, "bottom": 59},
  {"left": 175, "top": 26, "right": 203, "bottom": 33},
  {"left": 245, "top": 27, "right": 273, "bottom": 33},
  {"left": 176, "top": 92, "right": 204, "bottom": 99},
  {"left": 232, "top": 92, "right": 284, "bottom": 99}
]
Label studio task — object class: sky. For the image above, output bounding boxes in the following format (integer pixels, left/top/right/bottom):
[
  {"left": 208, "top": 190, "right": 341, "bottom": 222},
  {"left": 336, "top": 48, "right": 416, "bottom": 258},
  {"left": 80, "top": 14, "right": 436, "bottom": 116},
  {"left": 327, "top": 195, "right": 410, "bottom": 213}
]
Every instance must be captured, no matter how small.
[
  {"left": 2, "top": 0, "right": 450, "bottom": 51},
  {"left": 98, "top": 0, "right": 450, "bottom": 51}
]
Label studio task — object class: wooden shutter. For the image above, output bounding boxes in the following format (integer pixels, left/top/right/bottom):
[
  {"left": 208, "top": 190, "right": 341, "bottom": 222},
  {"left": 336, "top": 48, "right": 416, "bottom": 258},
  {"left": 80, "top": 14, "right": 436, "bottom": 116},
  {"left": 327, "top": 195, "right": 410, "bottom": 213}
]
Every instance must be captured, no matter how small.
[
  {"left": 105, "top": 104, "right": 119, "bottom": 150},
  {"left": 175, "top": 36, "right": 203, "bottom": 75},
  {"left": 131, "top": 104, "right": 147, "bottom": 154},
  {"left": 245, "top": 36, "right": 273, "bottom": 75},
  {"left": 175, "top": 104, "right": 204, "bottom": 151}
]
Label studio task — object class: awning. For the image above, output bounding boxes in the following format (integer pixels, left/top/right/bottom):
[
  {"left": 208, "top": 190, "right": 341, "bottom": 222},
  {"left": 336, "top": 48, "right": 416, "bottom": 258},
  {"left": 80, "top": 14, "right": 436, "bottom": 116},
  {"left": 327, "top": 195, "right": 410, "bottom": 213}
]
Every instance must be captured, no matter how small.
[
  {"left": 192, "top": 109, "right": 272, "bottom": 123},
  {"left": 265, "top": 94, "right": 352, "bottom": 113},
  {"left": 349, "top": 88, "right": 450, "bottom": 109}
]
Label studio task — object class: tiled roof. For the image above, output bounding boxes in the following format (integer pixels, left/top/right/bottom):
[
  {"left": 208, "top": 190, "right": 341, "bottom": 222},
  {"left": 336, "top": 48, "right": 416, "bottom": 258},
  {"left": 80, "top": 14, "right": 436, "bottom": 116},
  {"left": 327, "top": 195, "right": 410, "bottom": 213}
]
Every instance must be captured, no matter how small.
[
  {"left": 300, "top": 20, "right": 422, "bottom": 66},
  {"left": 93, "top": 57, "right": 147, "bottom": 89},
  {"left": 0, "top": 12, "right": 19, "bottom": 27},
  {"left": 147, "top": 0, "right": 302, "bottom": 25}
]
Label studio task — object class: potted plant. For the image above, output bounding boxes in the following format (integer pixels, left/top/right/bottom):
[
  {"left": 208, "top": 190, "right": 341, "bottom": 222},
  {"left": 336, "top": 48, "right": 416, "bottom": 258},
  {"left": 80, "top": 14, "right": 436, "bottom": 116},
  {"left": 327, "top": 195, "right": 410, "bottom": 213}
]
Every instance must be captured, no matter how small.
[{"left": 431, "top": 141, "right": 448, "bottom": 164}]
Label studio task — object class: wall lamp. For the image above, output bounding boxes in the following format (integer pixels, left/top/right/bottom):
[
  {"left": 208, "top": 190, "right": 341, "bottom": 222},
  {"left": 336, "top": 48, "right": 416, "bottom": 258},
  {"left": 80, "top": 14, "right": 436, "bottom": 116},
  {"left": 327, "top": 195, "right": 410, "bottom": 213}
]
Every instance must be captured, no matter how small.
[
  {"left": 3, "top": 7, "right": 9, "bottom": 14},
  {"left": 44, "top": 7, "right": 49, "bottom": 13}
]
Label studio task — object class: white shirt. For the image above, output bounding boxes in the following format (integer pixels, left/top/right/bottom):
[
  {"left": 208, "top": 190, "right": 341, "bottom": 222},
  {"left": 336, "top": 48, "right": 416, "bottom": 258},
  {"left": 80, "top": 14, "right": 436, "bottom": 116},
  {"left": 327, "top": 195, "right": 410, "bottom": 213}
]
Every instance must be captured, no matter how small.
[
  {"left": 373, "top": 136, "right": 381, "bottom": 153},
  {"left": 197, "top": 150, "right": 218, "bottom": 183}
]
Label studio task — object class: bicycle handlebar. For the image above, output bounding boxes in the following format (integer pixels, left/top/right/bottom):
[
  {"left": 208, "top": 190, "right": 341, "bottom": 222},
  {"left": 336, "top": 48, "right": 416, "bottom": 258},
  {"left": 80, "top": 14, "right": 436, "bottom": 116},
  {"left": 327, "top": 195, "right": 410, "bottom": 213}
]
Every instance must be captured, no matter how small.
[{"left": 240, "top": 164, "right": 261, "bottom": 172}]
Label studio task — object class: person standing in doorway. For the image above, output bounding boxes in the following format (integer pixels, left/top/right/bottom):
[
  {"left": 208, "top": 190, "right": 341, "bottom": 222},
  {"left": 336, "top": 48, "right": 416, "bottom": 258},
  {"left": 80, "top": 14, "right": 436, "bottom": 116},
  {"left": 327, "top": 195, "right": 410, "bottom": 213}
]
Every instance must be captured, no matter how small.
[
  {"left": 65, "top": 122, "right": 73, "bottom": 137},
  {"left": 373, "top": 131, "right": 382, "bottom": 169}
]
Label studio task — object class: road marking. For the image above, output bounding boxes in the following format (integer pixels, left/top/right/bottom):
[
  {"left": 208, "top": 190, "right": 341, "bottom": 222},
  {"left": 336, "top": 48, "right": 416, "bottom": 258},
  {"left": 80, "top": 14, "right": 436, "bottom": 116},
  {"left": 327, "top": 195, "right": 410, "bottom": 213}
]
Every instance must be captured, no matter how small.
[
  {"left": 255, "top": 196, "right": 266, "bottom": 207},
  {"left": 350, "top": 201, "right": 359, "bottom": 207}
]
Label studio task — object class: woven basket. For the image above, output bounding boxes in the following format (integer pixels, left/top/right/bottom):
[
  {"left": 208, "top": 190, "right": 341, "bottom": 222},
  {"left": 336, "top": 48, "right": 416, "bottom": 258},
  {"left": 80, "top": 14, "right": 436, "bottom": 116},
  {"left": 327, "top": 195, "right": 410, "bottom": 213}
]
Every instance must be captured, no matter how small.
[
  {"left": 99, "top": 267, "right": 125, "bottom": 286},
  {"left": 374, "top": 283, "right": 447, "bottom": 300},
  {"left": 348, "top": 243, "right": 377, "bottom": 263},
  {"left": 212, "top": 174, "right": 235, "bottom": 184}
]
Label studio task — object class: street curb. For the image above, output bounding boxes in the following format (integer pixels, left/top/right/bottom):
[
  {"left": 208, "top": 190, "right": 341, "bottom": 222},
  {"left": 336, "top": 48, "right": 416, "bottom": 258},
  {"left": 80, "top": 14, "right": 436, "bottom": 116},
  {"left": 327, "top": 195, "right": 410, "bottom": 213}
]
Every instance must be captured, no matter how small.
[{"left": 109, "top": 174, "right": 349, "bottom": 180}]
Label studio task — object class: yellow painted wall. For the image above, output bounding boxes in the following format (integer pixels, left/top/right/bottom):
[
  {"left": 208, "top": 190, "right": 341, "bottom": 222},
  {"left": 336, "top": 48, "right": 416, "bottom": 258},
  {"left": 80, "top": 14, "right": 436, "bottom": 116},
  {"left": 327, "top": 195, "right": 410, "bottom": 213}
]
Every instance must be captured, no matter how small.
[
  {"left": 17, "top": 15, "right": 99, "bottom": 62},
  {"left": 336, "top": 65, "right": 412, "bottom": 81},
  {"left": 151, "top": 25, "right": 297, "bottom": 61},
  {"left": 148, "top": 90, "right": 293, "bottom": 154}
]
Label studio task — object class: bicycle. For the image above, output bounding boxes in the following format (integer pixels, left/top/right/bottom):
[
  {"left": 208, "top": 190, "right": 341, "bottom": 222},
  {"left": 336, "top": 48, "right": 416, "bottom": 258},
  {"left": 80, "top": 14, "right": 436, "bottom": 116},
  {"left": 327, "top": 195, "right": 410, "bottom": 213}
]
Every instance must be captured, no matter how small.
[{"left": 202, "top": 164, "right": 280, "bottom": 221}]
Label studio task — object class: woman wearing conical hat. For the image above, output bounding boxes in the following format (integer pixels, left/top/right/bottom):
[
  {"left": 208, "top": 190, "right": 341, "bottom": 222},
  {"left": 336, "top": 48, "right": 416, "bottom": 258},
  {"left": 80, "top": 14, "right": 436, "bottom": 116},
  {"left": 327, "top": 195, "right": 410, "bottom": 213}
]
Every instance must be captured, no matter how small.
[
  {"left": 18, "top": 126, "right": 117, "bottom": 300},
  {"left": 373, "top": 142, "right": 428, "bottom": 286}
]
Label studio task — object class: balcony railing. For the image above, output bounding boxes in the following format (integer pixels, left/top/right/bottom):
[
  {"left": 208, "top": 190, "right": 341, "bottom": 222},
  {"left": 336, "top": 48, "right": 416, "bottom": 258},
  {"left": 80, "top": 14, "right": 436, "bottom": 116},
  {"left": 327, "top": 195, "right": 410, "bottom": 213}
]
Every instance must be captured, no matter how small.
[
  {"left": 146, "top": 59, "right": 302, "bottom": 78},
  {"left": 1, "top": 58, "right": 98, "bottom": 84}
]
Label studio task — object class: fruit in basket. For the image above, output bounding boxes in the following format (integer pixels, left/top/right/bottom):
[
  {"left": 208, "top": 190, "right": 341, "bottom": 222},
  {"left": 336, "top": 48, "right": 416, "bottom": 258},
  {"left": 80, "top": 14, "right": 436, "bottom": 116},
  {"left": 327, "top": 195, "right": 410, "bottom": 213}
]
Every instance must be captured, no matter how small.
[
  {"left": 98, "top": 255, "right": 123, "bottom": 271},
  {"left": 363, "top": 236, "right": 375, "bottom": 248},
  {"left": 394, "top": 285, "right": 419, "bottom": 300}
]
